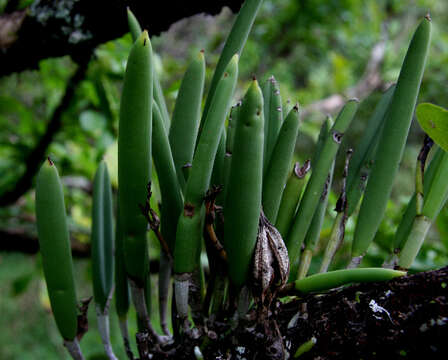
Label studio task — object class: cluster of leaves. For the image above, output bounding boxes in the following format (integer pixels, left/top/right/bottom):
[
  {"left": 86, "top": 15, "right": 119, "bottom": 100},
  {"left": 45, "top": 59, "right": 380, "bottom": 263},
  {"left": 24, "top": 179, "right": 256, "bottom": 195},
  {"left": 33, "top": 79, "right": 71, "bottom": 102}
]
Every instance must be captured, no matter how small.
[{"left": 1, "top": 1, "right": 448, "bottom": 358}]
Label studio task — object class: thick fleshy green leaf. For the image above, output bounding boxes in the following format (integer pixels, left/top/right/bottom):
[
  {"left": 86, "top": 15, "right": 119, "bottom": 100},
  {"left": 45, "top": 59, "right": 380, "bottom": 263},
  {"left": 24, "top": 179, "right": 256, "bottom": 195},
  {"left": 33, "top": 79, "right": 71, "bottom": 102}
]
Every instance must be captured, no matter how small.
[{"left": 417, "top": 103, "right": 448, "bottom": 152}]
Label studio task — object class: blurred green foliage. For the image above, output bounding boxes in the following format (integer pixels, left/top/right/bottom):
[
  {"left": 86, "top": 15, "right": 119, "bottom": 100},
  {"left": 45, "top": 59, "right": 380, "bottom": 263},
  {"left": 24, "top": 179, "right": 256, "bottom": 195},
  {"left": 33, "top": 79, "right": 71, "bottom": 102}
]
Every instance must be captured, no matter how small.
[{"left": 0, "top": 0, "right": 448, "bottom": 358}]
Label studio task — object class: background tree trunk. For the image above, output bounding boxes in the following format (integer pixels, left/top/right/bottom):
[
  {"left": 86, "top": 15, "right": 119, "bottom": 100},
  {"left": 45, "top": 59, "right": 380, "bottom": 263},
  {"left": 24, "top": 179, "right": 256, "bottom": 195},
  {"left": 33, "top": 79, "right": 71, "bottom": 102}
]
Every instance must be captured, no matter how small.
[{"left": 0, "top": 0, "right": 244, "bottom": 76}]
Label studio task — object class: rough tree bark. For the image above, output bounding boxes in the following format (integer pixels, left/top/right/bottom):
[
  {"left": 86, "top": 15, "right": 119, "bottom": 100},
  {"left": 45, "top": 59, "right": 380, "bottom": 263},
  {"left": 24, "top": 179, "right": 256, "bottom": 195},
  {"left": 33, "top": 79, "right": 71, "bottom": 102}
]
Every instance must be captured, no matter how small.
[
  {"left": 0, "top": 0, "right": 244, "bottom": 76},
  {"left": 127, "top": 267, "right": 448, "bottom": 359},
  {"left": 278, "top": 267, "right": 448, "bottom": 359}
]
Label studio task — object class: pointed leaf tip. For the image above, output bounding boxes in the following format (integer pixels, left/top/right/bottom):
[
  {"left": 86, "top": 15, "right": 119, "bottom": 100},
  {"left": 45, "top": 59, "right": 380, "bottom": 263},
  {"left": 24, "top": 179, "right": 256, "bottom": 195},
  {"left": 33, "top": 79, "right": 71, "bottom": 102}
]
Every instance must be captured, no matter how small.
[{"left": 140, "top": 30, "right": 150, "bottom": 46}]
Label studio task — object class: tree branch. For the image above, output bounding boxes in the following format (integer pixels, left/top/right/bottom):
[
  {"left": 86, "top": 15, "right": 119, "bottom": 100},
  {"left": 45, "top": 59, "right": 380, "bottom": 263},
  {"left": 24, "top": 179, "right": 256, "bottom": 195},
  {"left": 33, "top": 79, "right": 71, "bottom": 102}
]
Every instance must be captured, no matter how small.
[
  {"left": 0, "top": 0, "right": 244, "bottom": 77},
  {"left": 279, "top": 266, "right": 448, "bottom": 359},
  {"left": 0, "top": 57, "right": 90, "bottom": 206},
  {"left": 0, "top": 228, "right": 161, "bottom": 273},
  {"left": 301, "top": 39, "right": 387, "bottom": 119},
  {"left": 187, "top": 266, "right": 448, "bottom": 359},
  {"left": 0, "top": 228, "right": 90, "bottom": 257}
]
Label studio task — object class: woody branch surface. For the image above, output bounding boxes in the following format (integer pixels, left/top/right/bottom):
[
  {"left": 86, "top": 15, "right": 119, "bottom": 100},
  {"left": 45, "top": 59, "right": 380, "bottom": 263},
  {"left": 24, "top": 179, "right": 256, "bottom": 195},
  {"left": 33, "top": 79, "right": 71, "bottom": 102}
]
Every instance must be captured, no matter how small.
[{"left": 0, "top": 0, "right": 244, "bottom": 76}]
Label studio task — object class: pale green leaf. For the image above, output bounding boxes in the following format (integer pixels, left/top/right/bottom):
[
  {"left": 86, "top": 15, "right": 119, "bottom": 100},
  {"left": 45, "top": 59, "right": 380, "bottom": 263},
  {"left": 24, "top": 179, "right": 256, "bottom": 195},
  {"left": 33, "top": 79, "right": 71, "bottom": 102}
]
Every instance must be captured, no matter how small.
[{"left": 416, "top": 103, "right": 448, "bottom": 152}]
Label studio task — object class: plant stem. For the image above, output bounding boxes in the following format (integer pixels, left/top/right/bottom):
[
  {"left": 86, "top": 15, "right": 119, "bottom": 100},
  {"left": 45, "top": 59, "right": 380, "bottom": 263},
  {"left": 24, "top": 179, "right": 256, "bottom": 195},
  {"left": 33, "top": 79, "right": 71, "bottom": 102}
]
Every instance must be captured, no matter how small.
[
  {"left": 210, "top": 275, "right": 228, "bottom": 316},
  {"left": 95, "top": 304, "right": 118, "bottom": 360},
  {"left": 299, "top": 160, "right": 334, "bottom": 279},
  {"left": 64, "top": 339, "right": 85, "bottom": 360},
  {"left": 286, "top": 100, "right": 358, "bottom": 279},
  {"left": 174, "top": 273, "right": 191, "bottom": 332},
  {"left": 297, "top": 249, "right": 313, "bottom": 280},
  {"left": 237, "top": 286, "right": 251, "bottom": 319},
  {"left": 158, "top": 252, "right": 172, "bottom": 336},
  {"left": 189, "top": 268, "right": 204, "bottom": 326},
  {"left": 319, "top": 212, "right": 345, "bottom": 273},
  {"left": 129, "top": 279, "right": 164, "bottom": 344},
  {"left": 319, "top": 149, "right": 352, "bottom": 273},
  {"left": 347, "top": 255, "right": 363, "bottom": 269},
  {"left": 118, "top": 318, "right": 134, "bottom": 360},
  {"left": 398, "top": 215, "right": 432, "bottom": 269}
]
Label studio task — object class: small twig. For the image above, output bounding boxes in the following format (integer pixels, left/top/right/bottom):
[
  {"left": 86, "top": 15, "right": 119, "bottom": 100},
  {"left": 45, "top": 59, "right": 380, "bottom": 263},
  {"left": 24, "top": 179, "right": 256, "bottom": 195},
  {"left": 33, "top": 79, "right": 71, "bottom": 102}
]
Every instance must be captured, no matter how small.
[
  {"left": 139, "top": 182, "right": 173, "bottom": 261},
  {"left": 203, "top": 183, "right": 228, "bottom": 314},
  {"left": 136, "top": 331, "right": 151, "bottom": 360},
  {"left": 320, "top": 149, "right": 353, "bottom": 273},
  {"left": 0, "top": 57, "right": 90, "bottom": 206},
  {"left": 205, "top": 223, "right": 227, "bottom": 262},
  {"left": 335, "top": 149, "right": 353, "bottom": 214},
  {"left": 416, "top": 135, "right": 434, "bottom": 214},
  {"left": 417, "top": 134, "right": 434, "bottom": 174},
  {"left": 76, "top": 297, "right": 92, "bottom": 340},
  {"left": 204, "top": 186, "right": 227, "bottom": 262}
]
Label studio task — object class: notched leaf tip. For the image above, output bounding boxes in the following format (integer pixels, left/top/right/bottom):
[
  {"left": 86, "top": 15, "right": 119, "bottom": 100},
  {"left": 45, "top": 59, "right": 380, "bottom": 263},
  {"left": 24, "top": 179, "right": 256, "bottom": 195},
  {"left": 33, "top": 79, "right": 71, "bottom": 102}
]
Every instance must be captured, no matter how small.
[
  {"left": 332, "top": 130, "right": 344, "bottom": 144},
  {"left": 294, "top": 160, "right": 311, "bottom": 178}
]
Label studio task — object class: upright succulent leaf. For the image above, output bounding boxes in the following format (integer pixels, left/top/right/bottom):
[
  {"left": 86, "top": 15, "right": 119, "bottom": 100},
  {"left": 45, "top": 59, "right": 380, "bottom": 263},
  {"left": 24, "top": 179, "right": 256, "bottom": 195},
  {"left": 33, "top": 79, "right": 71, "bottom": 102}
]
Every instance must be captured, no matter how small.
[
  {"left": 118, "top": 31, "right": 153, "bottom": 282},
  {"left": 262, "top": 75, "right": 283, "bottom": 173},
  {"left": 174, "top": 55, "right": 239, "bottom": 275},
  {"left": 127, "top": 7, "right": 170, "bottom": 131},
  {"left": 224, "top": 79, "right": 264, "bottom": 287},
  {"left": 169, "top": 51, "right": 206, "bottom": 191},
  {"left": 115, "top": 206, "right": 130, "bottom": 319},
  {"left": 275, "top": 161, "right": 310, "bottom": 240},
  {"left": 91, "top": 161, "right": 114, "bottom": 311},
  {"left": 286, "top": 99, "right": 358, "bottom": 279},
  {"left": 153, "top": 101, "right": 184, "bottom": 251},
  {"left": 352, "top": 17, "right": 431, "bottom": 258},
  {"left": 416, "top": 103, "right": 448, "bottom": 152},
  {"left": 201, "top": 0, "right": 263, "bottom": 123},
  {"left": 127, "top": 7, "right": 142, "bottom": 42},
  {"left": 345, "top": 85, "right": 395, "bottom": 216},
  {"left": 36, "top": 159, "right": 78, "bottom": 341},
  {"left": 262, "top": 104, "right": 300, "bottom": 223}
]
